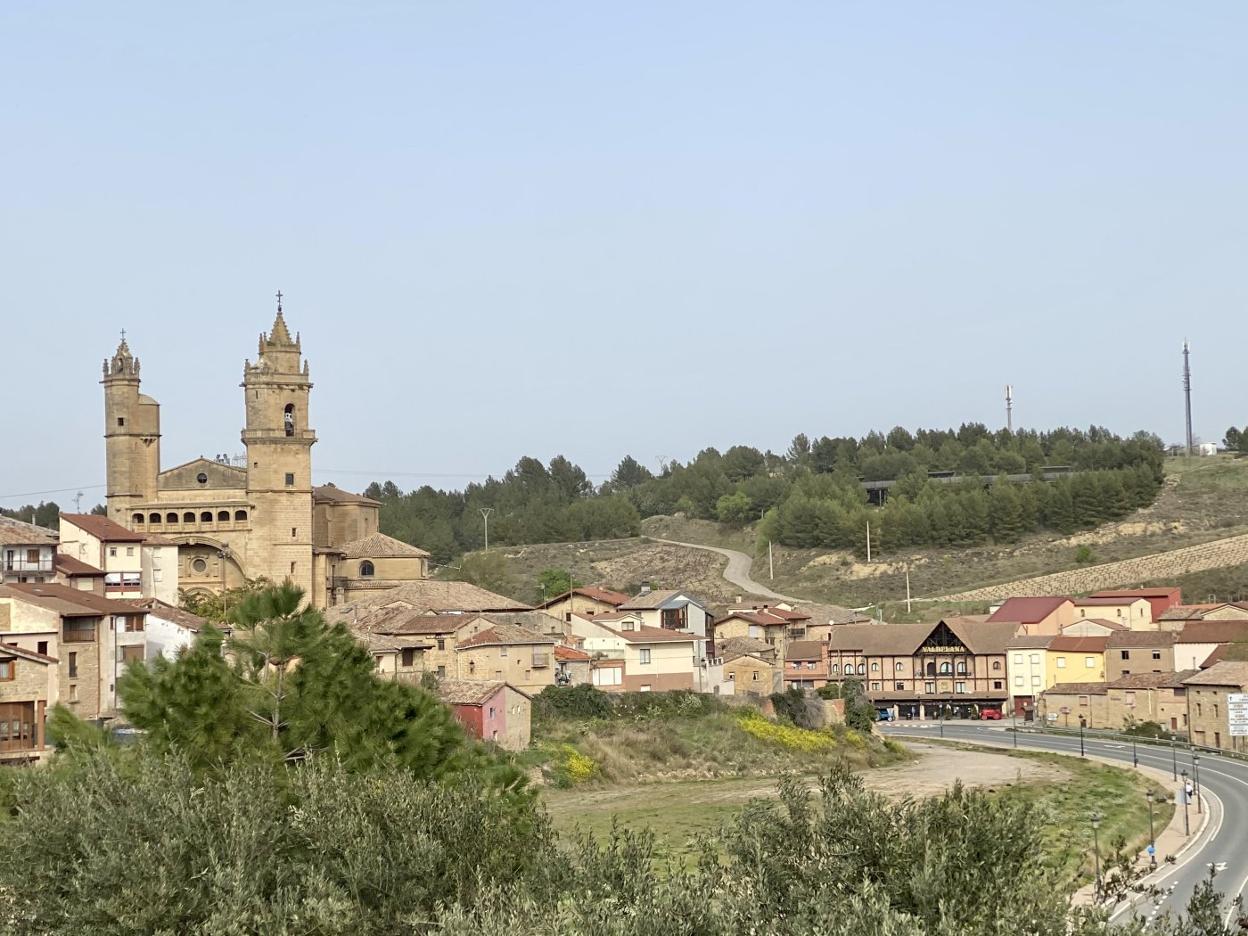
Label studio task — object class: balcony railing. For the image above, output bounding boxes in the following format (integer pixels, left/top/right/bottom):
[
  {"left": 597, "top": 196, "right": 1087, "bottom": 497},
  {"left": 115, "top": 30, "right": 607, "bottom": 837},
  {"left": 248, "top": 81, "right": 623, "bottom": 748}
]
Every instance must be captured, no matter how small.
[{"left": 2, "top": 559, "right": 54, "bottom": 573}]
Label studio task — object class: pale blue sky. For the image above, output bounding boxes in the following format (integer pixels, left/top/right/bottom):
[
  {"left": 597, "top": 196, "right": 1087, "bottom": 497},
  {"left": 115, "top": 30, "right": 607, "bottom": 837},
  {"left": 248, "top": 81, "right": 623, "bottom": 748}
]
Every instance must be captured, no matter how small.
[{"left": 3, "top": 2, "right": 1246, "bottom": 506}]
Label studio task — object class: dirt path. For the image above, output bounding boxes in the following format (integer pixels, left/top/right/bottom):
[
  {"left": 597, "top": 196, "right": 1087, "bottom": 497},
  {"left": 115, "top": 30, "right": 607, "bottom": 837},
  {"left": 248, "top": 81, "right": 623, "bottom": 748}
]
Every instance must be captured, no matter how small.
[
  {"left": 546, "top": 742, "right": 1069, "bottom": 815},
  {"left": 647, "top": 536, "right": 800, "bottom": 602},
  {"left": 939, "top": 531, "right": 1248, "bottom": 602}
]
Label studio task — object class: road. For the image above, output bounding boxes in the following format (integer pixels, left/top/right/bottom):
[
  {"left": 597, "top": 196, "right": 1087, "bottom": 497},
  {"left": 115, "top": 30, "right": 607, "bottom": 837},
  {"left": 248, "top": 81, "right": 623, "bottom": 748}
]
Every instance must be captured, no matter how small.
[
  {"left": 648, "top": 537, "right": 799, "bottom": 602},
  {"left": 882, "top": 722, "right": 1248, "bottom": 929}
]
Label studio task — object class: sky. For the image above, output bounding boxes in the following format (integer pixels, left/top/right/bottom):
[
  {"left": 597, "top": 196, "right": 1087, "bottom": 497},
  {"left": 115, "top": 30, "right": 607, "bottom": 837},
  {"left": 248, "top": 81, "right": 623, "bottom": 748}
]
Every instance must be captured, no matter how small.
[{"left": 3, "top": 1, "right": 1247, "bottom": 508}]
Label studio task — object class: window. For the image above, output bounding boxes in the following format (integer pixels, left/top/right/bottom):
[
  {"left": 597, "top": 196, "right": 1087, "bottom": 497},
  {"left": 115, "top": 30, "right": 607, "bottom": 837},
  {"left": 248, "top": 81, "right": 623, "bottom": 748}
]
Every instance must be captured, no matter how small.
[
  {"left": 0, "top": 660, "right": 12, "bottom": 681},
  {"left": 1214, "top": 703, "right": 1220, "bottom": 718},
  {"left": 289, "top": 561, "right": 296, "bottom": 575},
  {"left": 1029, "top": 654, "right": 1039, "bottom": 665},
  {"left": 1013, "top": 654, "right": 1023, "bottom": 665},
  {"left": 124, "top": 616, "right": 144, "bottom": 632},
  {"left": 640, "top": 648, "right": 652, "bottom": 664},
  {"left": 121, "top": 645, "right": 144, "bottom": 665},
  {"left": 955, "top": 682, "right": 966, "bottom": 694},
  {"left": 149, "top": 513, "right": 161, "bottom": 524},
  {"left": 117, "top": 417, "right": 125, "bottom": 427},
  {"left": 500, "top": 647, "right": 508, "bottom": 658},
  {"left": 197, "top": 472, "right": 208, "bottom": 484},
  {"left": 37, "top": 641, "right": 47, "bottom": 656},
  {"left": 285, "top": 473, "right": 295, "bottom": 487},
  {"left": 660, "top": 606, "right": 687, "bottom": 630},
  {"left": 895, "top": 662, "right": 904, "bottom": 672},
  {"left": 870, "top": 681, "right": 881, "bottom": 691},
  {"left": 201, "top": 511, "right": 213, "bottom": 523},
  {"left": 291, "top": 527, "right": 297, "bottom": 538},
  {"left": 1197, "top": 702, "right": 1203, "bottom": 717},
  {"left": 751, "top": 671, "right": 760, "bottom": 681},
  {"left": 109, "top": 547, "right": 118, "bottom": 558},
  {"left": 924, "top": 681, "right": 935, "bottom": 693},
  {"left": 1079, "top": 695, "right": 1089, "bottom": 706},
  {"left": 191, "top": 558, "right": 208, "bottom": 574},
  {"left": 488, "top": 706, "right": 496, "bottom": 719},
  {"left": 896, "top": 681, "right": 905, "bottom": 691},
  {"left": 993, "top": 680, "right": 1003, "bottom": 689},
  {"left": 831, "top": 664, "right": 839, "bottom": 675},
  {"left": 401, "top": 649, "right": 415, "bottom": 667},
  {"left": 857, "top": 663, "right": 866, "bottom": 675},
  {"left": 1121, "top": 650, "right": 1130, "bottom": 660},
  {"left": 360, "top": 561, "right": 375, "bottom": 577},
  {"left": 64, "top": 622, "right": 95, "bottom": 643},
  {"left": 1056, "top": 658, "right": 1066, "bottom": 669},
  {"left": 1031, "top": 675, "right": 1040, "bottom": 687},
  {"left": 1152, "top": 650, "right": 1162, "bottom": 661},
  {"left": 436, "top": 638, "right": 445, "bottom": 651},
  {"left": 284, "top": 403, "right": 295, "bottom": 437},
  {"left": 69, "top": 684, "right": 78, "bottom": 702},
  {"left": 870, "top": 662, "right": 879, "bottom": 672},
  {"left": 217, "top": 511, "right": 230, "bottom": 522},
  {"left": 1014, "top": 676, "right": 1023, "bottom": 687},
  {"left": 939, "top": 662, "right": 952, "bottom": 675},
  {"left": 235, "top": 510, "right": 247, "bottom": 522},
  {"left": 68, "top": 652, "right": 78, "bottom": 678},
  {"left": 133, "top": 514, "right": 144, "bottom": 525},
  {"left": 956, "top": 661, "right": 967, "bottom": 674},
  {"left": 468, "top": 660, "right": 476, "bottom": 674},
  {"left": 166, "top": 513, "right": 178, "bottom": 524},
  {"left": 992, "top": 661, "right": 1001, "bottom": 670}
]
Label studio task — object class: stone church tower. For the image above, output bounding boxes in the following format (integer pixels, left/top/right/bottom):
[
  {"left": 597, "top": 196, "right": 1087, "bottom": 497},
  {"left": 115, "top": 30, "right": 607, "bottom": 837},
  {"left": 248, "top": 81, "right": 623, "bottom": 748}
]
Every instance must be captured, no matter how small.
[
  {"left": 240, "top": 303, "right": 316, "bottom": 598},
  {"left": 99, "top": 296, "right": 429, "bottom": 609}
]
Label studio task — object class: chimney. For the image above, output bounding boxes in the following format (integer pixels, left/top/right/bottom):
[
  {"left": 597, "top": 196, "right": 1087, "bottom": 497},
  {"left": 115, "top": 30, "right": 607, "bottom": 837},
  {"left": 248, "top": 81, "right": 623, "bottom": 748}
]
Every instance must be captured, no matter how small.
[{"left": 640, "top": 584, "right": 651, "bottom": 595}]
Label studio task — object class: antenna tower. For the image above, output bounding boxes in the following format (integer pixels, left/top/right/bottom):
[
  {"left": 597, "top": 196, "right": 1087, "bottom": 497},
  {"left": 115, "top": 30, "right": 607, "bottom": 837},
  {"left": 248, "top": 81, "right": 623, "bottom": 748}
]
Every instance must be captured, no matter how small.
[
  {"left": 1005, "top": 385, "right": 1014, "bottom": 432},
  {"left": 1183, "top": 340, "right": 1193, "bottom": 456}
]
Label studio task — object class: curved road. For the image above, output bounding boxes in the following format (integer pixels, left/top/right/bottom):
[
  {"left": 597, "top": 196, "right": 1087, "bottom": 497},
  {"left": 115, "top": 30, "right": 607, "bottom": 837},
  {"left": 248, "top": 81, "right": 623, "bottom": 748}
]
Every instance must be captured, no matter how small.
[
  {"left": 648, "top": 537, "right": 799, "bottom": 602},
  {"left": 883, "top": 723, "right": 1248, "bottom": 928}
]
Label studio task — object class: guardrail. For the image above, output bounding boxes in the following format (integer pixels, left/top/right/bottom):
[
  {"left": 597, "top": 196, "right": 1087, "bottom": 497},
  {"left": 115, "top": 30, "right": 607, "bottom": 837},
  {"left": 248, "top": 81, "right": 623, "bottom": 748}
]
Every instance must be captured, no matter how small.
[{"left": 1020, "top": 723, "right": 1248, "bottom": 768}]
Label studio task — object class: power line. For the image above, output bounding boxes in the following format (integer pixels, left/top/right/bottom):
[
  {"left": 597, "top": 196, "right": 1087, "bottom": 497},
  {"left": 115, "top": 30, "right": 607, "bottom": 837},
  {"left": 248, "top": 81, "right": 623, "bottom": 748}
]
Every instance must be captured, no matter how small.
[{"left": 0, "top": 483, "right": 107, "bottom": 504}]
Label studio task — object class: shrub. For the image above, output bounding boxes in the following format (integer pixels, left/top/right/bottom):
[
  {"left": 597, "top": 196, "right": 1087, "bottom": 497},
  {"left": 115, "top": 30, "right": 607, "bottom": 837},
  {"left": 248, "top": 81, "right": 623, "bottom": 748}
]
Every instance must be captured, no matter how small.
[
  {"left": 548, "top": 743, "right": 599, "bottom": 787},
  {"left": 1075, "top": 544, "right": 1097, "bottom": 565},
  {"left": 770, "top": 687, "right": 824, "bottom": 729},
  {"left": 816, "top": 683, "right": 843, "bottom": 700},
  {"left": 737, "top": 711, "right": 835, "bottom": 753},
  {"left": 533, "top": 684, "right": 615, "bottom": 722}
]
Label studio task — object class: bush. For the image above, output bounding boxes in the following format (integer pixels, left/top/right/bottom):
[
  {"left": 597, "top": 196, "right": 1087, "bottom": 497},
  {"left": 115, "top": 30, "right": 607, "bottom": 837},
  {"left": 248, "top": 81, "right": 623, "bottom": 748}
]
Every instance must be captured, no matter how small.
[
  {"left": 737, "top": 711, "right": 835, "bottom": 753},
  {"left": 533, "top": 684, "right": 615, "bottom": 722},
  {"left": 841, "top": 678, "right": 877, "bottom": 733},
  {"left": 770, "top": 687, "right": 824, "bottom": 729},
  {"left": 533, "top": 685, "right": 728, "bottom": 726},
  {"left": 1075, "top": 544, "right": 1097, "bottom": 565},
  {"left": 816, "top": 683, "right": 843, "bottom": 700},
  {"left": 1123, "top": 719, "right": 1171, "bottom": 739}
]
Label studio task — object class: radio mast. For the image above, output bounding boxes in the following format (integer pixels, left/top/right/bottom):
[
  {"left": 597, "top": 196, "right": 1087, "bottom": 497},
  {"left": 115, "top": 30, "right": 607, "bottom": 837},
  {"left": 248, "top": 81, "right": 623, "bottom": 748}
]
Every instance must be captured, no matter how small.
[{"left": 1005, "top": 385, "right": 1014, "bottom": 432}]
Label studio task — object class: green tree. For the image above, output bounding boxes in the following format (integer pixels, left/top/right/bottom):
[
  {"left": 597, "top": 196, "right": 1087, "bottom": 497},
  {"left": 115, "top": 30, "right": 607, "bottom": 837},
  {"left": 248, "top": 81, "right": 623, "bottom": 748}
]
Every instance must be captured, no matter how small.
[
  {"left": 715, "top": 490, "right": 754, "bottom": 525},
  {"left": 536, "top": 567, "right": 581, "bottom": 603},
  {"left": 449, "top": 550, "right": 519, "bottom": 599}
]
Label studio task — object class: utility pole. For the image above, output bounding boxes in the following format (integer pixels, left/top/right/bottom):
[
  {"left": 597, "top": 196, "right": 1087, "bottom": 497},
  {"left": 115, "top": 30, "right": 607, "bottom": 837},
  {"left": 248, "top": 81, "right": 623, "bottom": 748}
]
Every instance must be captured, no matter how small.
[
  {"left": 1183, "top": 340, "right": 1194, "bottom": 457},
  {"left": 74, "top": 491, "right": 84, "bottom": 513},
  {"left": 1005, "top": 384, "right": 1014, "bottom": 432},
  {"left": 905, "top": 568, "right": 912, "bottom": 614},
  {"left": 479, "top": 507, "right": 494, "bottom": 551},
  {"left": 865, "top": 522, "right": 871, "bottom": 563},
  {"left": 768, "top": 539, "right": 774, "bottom": 581}
]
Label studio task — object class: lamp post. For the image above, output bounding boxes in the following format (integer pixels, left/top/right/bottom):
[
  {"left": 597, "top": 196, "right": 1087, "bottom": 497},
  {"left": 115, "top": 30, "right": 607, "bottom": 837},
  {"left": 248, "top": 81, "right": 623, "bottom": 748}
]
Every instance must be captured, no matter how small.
[
  {"left": 1132, "top": 734, "right": 1139, "bottom": 768},
  {"left": 1192, "top": 753, "right": 1202, "bottom": 815},
  {"left": 940, "top": 698, "right": 946, "bottom": 738},
  {"left": 1090, "top": 811, "right": 1103, "bottom": 902},
  {"left": 1181, "top": 770, "right": 1191, "bottom": 836},
  {"left": 1079, "top": 717, "right": 1086, "bottom": 757},
  {"left": 1171, "top": 736, "right": 1178, "bottom": 781},
  {"left": 1145, "top": 791, "right": 1158, "bottom": 868},
  {"left": 1011, "top": 703, "right": 1018, "bottom": 748}
]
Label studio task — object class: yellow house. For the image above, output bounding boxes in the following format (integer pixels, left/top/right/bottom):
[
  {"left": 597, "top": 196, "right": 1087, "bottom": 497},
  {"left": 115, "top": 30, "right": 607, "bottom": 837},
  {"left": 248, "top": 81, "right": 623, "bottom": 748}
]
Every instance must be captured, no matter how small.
[
  {"left": 537, "top": 586, "right": 630, "bottom": 624},
  {"left": 1045, "top": 636, "right": 1107, "bottom": 686},
  {"left": 722, "top": 653, "right": 776, "bottom": 695},
  {"left": 455, "top": 623, "right": 558, "bottom": 694}
]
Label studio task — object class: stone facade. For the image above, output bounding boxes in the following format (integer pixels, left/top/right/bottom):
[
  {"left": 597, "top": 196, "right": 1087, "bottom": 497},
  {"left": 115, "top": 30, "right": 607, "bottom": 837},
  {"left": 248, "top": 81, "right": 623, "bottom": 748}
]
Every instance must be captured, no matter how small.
[{"left": 99, "top": 302, "right": 427, "bottom": 609}]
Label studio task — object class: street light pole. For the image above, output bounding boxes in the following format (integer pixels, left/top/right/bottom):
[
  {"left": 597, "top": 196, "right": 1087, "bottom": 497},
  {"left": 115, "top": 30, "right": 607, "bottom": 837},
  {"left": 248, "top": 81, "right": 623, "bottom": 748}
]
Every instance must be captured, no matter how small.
[
  {"left": 1192, "top": 753, "right": 1202, "bottom": 815},
  {"left": 1144, "top": 791, "right": 1158, "bottom": 868},
  {"left": 1011, "top": 704, "right": 1018, "bottom": 748},
  {"left": 1181, "top": 770, "right": 1191, "bottom": 836},
  {"left": 1080, "top": 720, "right": 1086, "bottom": 757},
  {"left": 1171, "top": 737, "right": 1178, "bottom": 781},
  {"left": 1090, "top": 811, "right": 1103, "bottom": 903},
  {"left": 1132, "top": 734, "right": 1138, "bottom": 768}
]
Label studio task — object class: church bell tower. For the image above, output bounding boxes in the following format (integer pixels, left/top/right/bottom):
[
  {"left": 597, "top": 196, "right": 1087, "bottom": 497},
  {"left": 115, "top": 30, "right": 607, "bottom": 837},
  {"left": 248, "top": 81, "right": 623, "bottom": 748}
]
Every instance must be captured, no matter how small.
[
  {"left": 242, "top": 293, "right": 316, "bottom": 595},
  {"left": 102, "top": 334, "right": 160, "bottom": 526}
]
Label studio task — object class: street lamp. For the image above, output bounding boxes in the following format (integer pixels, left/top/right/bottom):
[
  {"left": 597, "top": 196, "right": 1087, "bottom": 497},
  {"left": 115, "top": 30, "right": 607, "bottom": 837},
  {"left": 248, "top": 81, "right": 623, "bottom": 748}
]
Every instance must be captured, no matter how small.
[
  {"left": 1079, "top": 716, "right": 1086, "bottom": 757},
  {"left": 1145, "top": 791, "right": 1158, "bottom": 868},
  {"left": 940, "top": 699, "right": 946, "bottom": 738},
  {"left": 1181, "top": 770, "right": 1191, "bottom": 836},
  {"left": 1132, "top": 733, "right": 1139, "bottom": 768},
  {"left": 1090, "top": 811, "right": 1103, "bottom": 902},
  {"left": 1171, "top": 736, "right": 1178, "bottom": 781},
  {"left": 1011, "top": 703, "right": 1018, "bottom": 748},
  {"left": 1192, "top": 752, "right": 1203, "bottom": 815}
]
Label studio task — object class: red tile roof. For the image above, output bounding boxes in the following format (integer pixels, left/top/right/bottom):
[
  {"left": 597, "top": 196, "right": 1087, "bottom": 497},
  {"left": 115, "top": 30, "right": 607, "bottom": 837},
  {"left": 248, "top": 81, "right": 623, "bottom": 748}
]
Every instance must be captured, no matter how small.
[
  {"left": 456, "top": 624, "right": 557, "bottom": 650},
  {"left": 53, "top": 554, "right": 103, "bottom": 577},
  {"left": 604, "top": 624, "right": 698, "bottom": 644},
  {"left": 60, "top": 513, "right": 146, "bottom": 542},
  {"left": 1074, "top": 596, "right": 1145, "bottom": 607},
  {"left": 553, "top": 645, "right": 591, "bottom": 662},
  {"left": 987, "top": 596, "right": 1071, "bottom": 624},
  {"left": 1105, "top": 630, "right": 1176, "bottom": 649},
  {"left": 1, "top": 582, "right": 147, "bottom": 618}
]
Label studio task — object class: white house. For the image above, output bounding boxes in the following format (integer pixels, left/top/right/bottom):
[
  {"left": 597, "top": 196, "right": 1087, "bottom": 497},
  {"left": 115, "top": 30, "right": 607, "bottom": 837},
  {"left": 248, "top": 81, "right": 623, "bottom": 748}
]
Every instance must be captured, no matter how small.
[
  {"left": 120, "top": 597, "right": 213, "bottom": 661},
  {"left": 59, "top": 514, "right": 179, "bottom": 604},
  {"left": 618, "top": 588, "right": 714, "bottom": 659}
]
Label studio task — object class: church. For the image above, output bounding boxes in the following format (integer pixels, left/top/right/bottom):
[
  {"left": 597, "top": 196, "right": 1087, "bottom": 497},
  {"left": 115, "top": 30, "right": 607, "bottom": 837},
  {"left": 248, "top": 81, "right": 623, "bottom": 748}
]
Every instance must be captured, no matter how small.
[{"left": 100, "top": 297, "right": 429, "bottom": 609}]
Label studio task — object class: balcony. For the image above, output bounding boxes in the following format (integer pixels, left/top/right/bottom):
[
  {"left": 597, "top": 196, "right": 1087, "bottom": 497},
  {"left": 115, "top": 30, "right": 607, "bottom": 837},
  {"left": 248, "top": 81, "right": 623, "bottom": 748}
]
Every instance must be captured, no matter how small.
[
  {"left": 531, "top": 653, "right": 550, "bottom": 669},
  {"left": 2, "top": 558, "right": 54, "bottom": 574}
]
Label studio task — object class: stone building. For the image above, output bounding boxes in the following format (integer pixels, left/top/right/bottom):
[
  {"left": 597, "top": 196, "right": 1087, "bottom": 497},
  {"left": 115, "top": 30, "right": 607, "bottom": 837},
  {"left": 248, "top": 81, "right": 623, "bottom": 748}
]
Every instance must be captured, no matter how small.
[
  {"left": 1182, "top": 662, "right": 1248, "bottom": 752},
  {"left": 99, "top": 299, "right": 428, "bottom": 609}
]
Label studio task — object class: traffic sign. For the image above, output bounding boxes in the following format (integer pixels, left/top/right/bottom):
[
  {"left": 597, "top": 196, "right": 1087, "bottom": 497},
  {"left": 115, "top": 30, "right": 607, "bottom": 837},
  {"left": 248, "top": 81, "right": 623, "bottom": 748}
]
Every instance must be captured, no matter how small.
[{"left": 1230, "top": 693, "right": 1248, "bottom": 738}]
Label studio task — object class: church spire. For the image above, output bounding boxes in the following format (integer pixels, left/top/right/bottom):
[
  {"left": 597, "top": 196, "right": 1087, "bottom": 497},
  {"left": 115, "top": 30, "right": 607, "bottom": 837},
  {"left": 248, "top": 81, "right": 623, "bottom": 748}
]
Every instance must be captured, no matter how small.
[
  {"left": 103, "top": 329, "right": 140, "bottom": 378},
  {"left": 268, "top": 290, "right": 293, "bottom": 345}
]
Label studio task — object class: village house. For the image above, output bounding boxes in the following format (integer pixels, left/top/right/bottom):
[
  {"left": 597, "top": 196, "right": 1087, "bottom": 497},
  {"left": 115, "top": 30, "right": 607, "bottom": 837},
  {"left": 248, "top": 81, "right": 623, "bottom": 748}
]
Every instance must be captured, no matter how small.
[
  {"left": 1046, "top": 636, "right": 1107, "bottom": 686},
  {"left": 455, "top": 624, "right": 558, "bottom": 694},
  {"left": 0, "top": 517, "right": 57, "bottom": 586},
  {"left": 53, "top": 553, "right": 107, "bottom": 594},
  {"left": 537, "top": 586, "right": 630, "bottom": 624},
  {"left": 435, "top": 679, "right": 532, "bottom": 751},
  {"left": 58, "top": 513, "right": 180, "bottom": 605},
  {"left": 722, "top": 651, "right": 778, "bottom": 695},
  {"left": 572, "top": 612, "right": 702, "bottom": 692},
  {"left": 119, "top": 597, "right": 216, "bottom": 661},
  {"left": 1038, "top": 682, "right": 1109, "bottom": 728},
  {"left": 1060, "top": 617, "right": 1127, "bottom": 638},
  {"left": 1006, "top": 634, "right": 1053, "bottom": 717},
  {"left": 987, "top": 596, "right": 1075, "bottom": 635},
  {"left": 713, "top": 604, "right": 811, "bottom": 660},
  {"left": 617, "top": 588, "right": 713, "bottom": 657},
  {"left": 0, "top": 642, "right": 59, "bottom": 764},
  {"left": 1181, "top": 662, "right": 1248, "bottom": 752},
  {"left": 1071, "top": 596, "right": 1154, "bottom": 630},
  {"left": 1158, "top": 602, "right": 1248, "bottom": 626},
  {"left": 1106, "top": 672, "right": 1195, "bottom": 735},
  {"left": 1174, "top": 620, "right": 1248, "bottom": 671},
  {"left": 553, "top": 645, "right": 592, "bottom": 686},
  {"left": 1088, "top": 587, "right": 1182, "bottom": 621},
  {"left": 1105, "top": 630, "right": 1176, "bottom": 681},
  {"left": 825, "top": 618, "right": 1014, "bottom": 719},
  {"left": 783, "top": 639, "right": 830, "bottom": 690},
  {"left": 717, "top": 636, "right": 777, "bottom": 664},
  {"left": 0, "top": 582, "right": 146, "bottom": 722}
]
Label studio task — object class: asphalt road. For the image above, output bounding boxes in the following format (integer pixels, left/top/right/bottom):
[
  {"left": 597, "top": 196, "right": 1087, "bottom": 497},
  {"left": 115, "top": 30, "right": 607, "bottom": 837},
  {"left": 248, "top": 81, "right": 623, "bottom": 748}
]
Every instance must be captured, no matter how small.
[{"left": 882, "top": 722, "right": 1248, "bottom": 929}]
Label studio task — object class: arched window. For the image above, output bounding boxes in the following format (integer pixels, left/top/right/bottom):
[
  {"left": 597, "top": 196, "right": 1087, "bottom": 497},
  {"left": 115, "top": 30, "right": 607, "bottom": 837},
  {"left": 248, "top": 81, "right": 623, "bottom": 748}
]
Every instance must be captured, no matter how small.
[
  {"left": 284, "top": 403, "right": 295, "bottom": 437},
  {"left": 992, "top": 661, "right": 1002, "bottom": 671},
  {"left": 870, "top": 662, "right": 879, "bottom": 672},
  {"left": 939, "top": 661, "right": 952, "bottom": 675},
  {"left": 217, "top": 511, "right": 230, "bottom": 522},
  {"left": 234, "top": 510, "right": 247, "bottom": 522},
  {"left": 830, "top": 664, "right": 839, "bottom": 675},
  {"left": 149, "top": 513, "right": 162, "bottom": 524},
  {"left": 896, "top": 662, "right": 904, "bottom": 672},
  {"left": 182, "top": 512, "right": 195, "bottom": 524},
  {"left": 200, "top": 511, "right": 213, "bottom": 523},
  {"left": 926, "top": 661, "right": 936, "bottom": 676},
  {"left": 132, "top": 514, "right": 145, "bottom": 525},
  {"left": 360, "top": 560, "right": 375, "bottom": 577},
  {"left": 857, "top": 662, "right": 866, "bottom": 675},
  {"left": 165, "top": 512, "right": 178, "bottom": 525},
  {"left": 956, "top": 661, "right": 967, "bottom": 674}
]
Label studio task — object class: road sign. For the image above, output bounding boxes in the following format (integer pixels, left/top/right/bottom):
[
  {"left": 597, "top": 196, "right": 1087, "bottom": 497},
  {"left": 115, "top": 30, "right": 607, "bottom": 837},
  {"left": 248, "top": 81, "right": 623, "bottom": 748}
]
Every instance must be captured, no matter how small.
[
  {"left": 1229, "top": 693, "right": 1248, "bottom": 738},
  {"left": 1147, "top": 844, "right": 1156, "bottom": 856},
  {"left": 1059, "top": 706, "right": 1070, "bottom": 714}
]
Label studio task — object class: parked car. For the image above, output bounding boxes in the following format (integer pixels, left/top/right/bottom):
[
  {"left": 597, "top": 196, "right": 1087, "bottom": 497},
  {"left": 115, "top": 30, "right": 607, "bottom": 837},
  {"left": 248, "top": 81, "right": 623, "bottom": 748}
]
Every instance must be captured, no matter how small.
[
  {"left": 978, "top": 708, "right": 1003, "bottom": 720},
  {"left": 875, "top": 708, "right": 895, "bottom": 722}
]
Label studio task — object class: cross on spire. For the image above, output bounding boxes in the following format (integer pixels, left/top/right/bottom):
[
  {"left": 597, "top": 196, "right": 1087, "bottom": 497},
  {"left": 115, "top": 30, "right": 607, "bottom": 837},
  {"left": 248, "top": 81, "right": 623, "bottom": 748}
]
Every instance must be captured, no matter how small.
[
  {"left": 275, "top": 290, "right": 283, "bottom": 312},
  {"left": 120, "top": 328, "right": 126, "bottom": 341}
]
